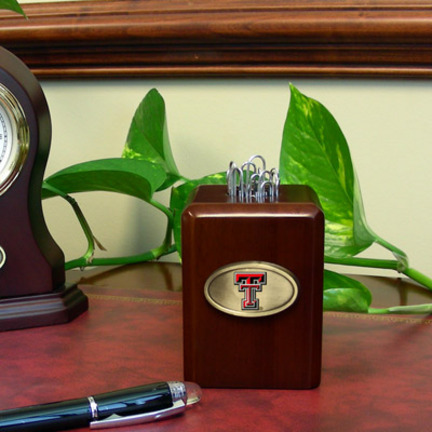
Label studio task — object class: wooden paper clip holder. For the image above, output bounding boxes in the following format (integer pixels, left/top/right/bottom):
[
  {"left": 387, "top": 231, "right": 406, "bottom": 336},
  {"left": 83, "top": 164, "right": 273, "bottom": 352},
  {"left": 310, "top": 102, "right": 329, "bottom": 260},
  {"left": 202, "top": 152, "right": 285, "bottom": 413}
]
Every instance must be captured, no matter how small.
[{"left": 182, "top": 184, "right": 324, "bottom": 389}]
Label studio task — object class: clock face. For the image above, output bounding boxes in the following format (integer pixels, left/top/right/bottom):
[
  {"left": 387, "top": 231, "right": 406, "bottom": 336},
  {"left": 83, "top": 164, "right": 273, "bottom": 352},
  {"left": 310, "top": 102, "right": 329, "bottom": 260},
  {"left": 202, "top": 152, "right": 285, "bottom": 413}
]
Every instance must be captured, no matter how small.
[{"left": 0, "top": 83, "right": 29, "bottom": 195}]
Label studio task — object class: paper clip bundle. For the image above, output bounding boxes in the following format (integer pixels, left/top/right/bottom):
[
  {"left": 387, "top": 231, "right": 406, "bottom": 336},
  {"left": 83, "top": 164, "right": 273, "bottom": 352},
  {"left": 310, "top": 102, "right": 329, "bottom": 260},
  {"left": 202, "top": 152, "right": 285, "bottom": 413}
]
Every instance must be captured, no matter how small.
[{"left": 226, "top": 155, "right": 280, "bottom": 203}]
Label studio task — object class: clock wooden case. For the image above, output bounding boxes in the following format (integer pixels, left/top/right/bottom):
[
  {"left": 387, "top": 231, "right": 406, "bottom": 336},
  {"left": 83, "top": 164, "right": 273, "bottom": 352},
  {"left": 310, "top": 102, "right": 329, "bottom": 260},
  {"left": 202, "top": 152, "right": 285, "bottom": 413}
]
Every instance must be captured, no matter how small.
[{"left": 0, "top": 47, "right": 88, "bottom": 331}]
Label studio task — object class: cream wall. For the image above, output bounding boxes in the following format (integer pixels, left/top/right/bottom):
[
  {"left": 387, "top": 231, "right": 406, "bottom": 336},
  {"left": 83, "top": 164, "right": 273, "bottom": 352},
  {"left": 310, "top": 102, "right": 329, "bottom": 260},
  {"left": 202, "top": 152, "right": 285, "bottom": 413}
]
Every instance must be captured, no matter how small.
[{"left": 39, "top": 79, "right": 432, "bottom": 279}]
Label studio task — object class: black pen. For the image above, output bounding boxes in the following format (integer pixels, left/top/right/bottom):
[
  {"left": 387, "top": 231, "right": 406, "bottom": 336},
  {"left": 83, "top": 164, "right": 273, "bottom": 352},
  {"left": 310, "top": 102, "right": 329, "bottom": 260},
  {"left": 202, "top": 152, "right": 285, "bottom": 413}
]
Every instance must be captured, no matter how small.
[{"left": 0, "top": 381, "right": 202, "bottom": 431}]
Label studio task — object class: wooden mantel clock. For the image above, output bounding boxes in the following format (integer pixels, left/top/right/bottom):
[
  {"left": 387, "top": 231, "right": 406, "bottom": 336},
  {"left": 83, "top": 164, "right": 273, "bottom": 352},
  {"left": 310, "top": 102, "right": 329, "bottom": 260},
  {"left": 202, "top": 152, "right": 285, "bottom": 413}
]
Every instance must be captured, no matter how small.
[{"left": 0, "top": 47, "right": 88, "bottom": 331}]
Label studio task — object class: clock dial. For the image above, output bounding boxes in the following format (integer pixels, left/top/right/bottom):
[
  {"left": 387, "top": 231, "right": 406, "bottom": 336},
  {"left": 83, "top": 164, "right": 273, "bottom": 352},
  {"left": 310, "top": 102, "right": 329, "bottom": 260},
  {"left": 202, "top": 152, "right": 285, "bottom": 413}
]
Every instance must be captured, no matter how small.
[
  {"left": 0, "top": 84, "right": 29, "bottom": 195},
  {"left": 0, "top": 99, "right": 13, "bottom": 176}
]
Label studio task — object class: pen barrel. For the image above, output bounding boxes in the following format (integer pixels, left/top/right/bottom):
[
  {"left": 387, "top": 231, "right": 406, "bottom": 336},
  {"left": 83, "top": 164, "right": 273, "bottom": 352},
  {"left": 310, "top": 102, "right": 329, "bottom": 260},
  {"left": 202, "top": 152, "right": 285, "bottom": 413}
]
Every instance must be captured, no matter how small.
[
  {"left": 0, "top": 397, "right": 91, "bottom": 432},
  {"left": 0, "top": 382, "right": 176, "bottom": 432},
  {"left": 94, "top": 382, "right": 173, "bottom": 419}
]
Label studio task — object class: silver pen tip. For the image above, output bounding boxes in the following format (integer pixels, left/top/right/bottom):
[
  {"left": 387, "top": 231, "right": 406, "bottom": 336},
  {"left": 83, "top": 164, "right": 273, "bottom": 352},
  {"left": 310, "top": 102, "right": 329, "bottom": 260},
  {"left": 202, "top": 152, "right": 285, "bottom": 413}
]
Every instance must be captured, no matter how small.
[{"left": 185, "top": 382, "right": 202, "bottom": 406}]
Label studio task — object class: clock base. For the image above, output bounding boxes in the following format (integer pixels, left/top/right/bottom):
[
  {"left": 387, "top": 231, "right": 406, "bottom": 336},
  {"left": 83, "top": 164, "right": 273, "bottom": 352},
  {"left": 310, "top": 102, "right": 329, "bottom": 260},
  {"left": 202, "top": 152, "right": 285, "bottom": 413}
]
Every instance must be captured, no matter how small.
[{"left": 0, "top": 284, "right": 88, "bottom": 331}]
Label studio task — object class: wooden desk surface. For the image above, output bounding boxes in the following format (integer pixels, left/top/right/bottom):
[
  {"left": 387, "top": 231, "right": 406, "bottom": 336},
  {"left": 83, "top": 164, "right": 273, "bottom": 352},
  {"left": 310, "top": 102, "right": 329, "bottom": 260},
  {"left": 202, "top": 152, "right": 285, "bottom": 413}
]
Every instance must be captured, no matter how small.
[{"left": 1, "top": 263, "right": 431, "bottom": 432}]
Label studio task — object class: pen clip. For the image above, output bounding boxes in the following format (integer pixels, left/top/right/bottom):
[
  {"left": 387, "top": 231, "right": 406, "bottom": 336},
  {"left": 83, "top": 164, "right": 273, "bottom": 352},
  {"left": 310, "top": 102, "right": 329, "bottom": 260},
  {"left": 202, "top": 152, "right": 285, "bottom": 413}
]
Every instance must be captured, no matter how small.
[{"left": 89, "top": 399, "right": 186, "bottom": 429}]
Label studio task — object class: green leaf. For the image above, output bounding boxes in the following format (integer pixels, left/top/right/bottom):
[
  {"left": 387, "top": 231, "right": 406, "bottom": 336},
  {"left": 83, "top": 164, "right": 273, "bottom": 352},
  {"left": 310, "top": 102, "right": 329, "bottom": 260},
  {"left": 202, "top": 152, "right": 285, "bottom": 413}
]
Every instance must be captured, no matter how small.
[
  {"left": 42, "top": 158, "right": 167, "bottom": 203},
  {"left": 122, "top": 89, "right": 181, "bottom": 190},
  {"left": 0, "top": 0, "right": 26, "bottom": 16},
  {"left": 279, "top": 84, "right": 376, "bottom": 259},
  {"left": 323, "top": 270, "right": 372, "bottom": 313},
  {"left": 170, "top": 172, "right": 227, "bottom": 255}
]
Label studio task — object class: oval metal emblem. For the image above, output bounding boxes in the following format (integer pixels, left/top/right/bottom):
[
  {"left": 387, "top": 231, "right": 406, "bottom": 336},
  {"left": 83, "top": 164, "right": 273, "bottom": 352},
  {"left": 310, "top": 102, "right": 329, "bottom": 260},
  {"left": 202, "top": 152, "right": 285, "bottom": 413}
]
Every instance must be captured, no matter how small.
[{"left": 204, "top": 261, "right": 299, "bottom": 318}]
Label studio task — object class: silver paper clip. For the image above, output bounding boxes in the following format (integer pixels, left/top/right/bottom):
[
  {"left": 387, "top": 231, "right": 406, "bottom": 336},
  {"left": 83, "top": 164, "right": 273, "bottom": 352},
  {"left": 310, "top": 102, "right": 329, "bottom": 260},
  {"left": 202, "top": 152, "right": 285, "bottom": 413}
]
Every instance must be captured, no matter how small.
[{"left": 226, "top": 155, "right": 280, "bottom": 202}]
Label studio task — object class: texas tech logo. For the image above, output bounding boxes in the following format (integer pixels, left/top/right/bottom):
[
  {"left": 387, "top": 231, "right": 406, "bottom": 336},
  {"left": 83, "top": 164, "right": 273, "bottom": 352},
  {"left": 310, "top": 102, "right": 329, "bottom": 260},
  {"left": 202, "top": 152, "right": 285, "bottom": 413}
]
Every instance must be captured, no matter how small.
[{"left": 234, "top": 272, "right": 267, "bottom": 310}]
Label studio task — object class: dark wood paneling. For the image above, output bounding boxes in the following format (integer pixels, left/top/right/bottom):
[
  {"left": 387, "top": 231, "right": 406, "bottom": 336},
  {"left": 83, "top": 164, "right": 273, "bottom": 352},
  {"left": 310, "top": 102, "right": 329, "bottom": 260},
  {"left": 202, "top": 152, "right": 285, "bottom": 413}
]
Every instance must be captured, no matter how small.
[{"left": 1, "top": 0, "right": 432, "bottom": 78}]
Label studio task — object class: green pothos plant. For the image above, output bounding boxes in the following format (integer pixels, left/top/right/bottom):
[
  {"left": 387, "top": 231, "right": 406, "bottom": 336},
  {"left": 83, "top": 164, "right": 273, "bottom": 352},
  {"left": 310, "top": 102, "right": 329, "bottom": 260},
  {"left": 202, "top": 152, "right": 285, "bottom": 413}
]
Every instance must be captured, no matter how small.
[{"left": 41, "top": 85, "right": 432, "bottom": 315}]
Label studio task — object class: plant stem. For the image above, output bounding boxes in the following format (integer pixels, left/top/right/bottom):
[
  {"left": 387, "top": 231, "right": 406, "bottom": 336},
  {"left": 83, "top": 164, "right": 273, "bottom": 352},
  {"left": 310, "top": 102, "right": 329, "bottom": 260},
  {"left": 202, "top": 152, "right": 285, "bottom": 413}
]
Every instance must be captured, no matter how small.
[
  {"left": 325, "top": 256, "right": 399, "bottom": 270},
  {"left": 43, "top": 182, "right": 97, "bottom": 264},
  {"left": 64, "top": 244, "right": 177, "bottom": 271},
  {"left": 149, "top": 198, "right": 173, "bottom": 231},
  {"left": 374, "top": 235, "right": 408, "bottom": 271},
  {"left": 402, "top": 267, "right": 432, "bottom": 292},
  {"left": 326, "top": 256, "right": 432, "bottom": 292},
  {"left": 369, "top": 303, "right": 432, "bottom": 314},
  {"left": 65, "top": 198, "right": 176, "bottom": 271}
]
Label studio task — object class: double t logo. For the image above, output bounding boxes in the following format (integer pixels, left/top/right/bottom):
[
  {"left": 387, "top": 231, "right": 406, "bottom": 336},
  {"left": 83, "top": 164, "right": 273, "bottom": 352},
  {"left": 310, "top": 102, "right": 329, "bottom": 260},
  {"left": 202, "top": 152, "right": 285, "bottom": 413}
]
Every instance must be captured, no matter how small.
[{"left": 234, "top": 272, "right": 267, "bottom": 310}]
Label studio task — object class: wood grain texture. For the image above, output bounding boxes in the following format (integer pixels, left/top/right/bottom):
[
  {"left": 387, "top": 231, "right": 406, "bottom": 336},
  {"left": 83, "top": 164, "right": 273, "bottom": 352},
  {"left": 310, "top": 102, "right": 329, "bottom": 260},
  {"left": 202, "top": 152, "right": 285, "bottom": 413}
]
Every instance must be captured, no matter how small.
[
  {"left": 182, "top": 185, "right": 324, "bottom": 389},
  {"left": 1, "top": 0, "right": 432, "bottom": 78}
]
